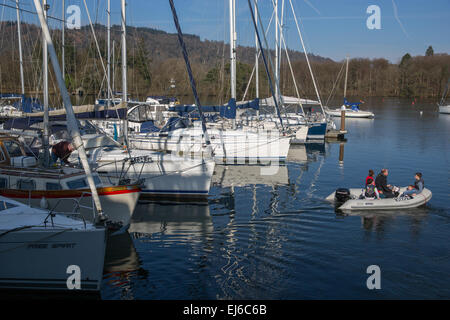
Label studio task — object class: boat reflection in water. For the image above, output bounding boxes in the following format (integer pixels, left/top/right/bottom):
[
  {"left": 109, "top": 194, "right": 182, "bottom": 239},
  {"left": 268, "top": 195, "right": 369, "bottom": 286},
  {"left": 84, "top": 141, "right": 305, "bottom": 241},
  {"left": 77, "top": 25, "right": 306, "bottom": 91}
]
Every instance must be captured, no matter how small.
[
  {"left": 129, "top": 202, "right": 213, "bottom": 239},
  {"left": 212, "top": 165, "right": 289, "bottom": 187},
  {"left": 102, "top": 231, "right": 143, "bottom": 300}
]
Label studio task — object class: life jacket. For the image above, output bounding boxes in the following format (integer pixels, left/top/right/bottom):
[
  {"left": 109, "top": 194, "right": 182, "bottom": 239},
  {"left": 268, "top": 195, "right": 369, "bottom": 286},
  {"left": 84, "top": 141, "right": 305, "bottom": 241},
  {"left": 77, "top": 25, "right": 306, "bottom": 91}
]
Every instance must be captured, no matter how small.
[
  {"left": 365, "top": 184, "right": 376, "bottom": 197},
  {"left": 366, "top": 176, "right": 375, "bottom": 185}
]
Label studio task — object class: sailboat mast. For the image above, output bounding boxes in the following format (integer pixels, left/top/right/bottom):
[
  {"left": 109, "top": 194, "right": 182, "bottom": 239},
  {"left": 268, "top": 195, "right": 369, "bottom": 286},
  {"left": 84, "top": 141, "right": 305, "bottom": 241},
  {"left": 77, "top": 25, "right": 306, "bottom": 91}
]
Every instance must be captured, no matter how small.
[
  {"left": 32, "top": 0, "right": 105, "bottom": 220},
  {"left": 344, "top": 55, "right": 349, "bottom": 99},
  {"left": 229, "top": 0, "right": 237, "bottom": 128},
  {"left": 255, "top": 0, "right": 259, "bottom": 116},
  {"left": 121, "top": 0, "right": 128, "bottom": 141},
  {"left": 112, "top": 40, "right": 115, "bottom": 94},
  {"left": 107, "top": 0, "right": 111, "bottom": 107},
  {"left": 279, "top": 0, "right": 284, "bottom": 82},
  {"left": 62, "top": 0, "right": 65, "bottom": 81},
  {"left": 15, "top": 0, "right": 25, "bottom": 96},
  {"left": 42, "top": 0, "right": 49, "bottom": 166},
  {"left": 229, "top": 0, "right": 236, "bottom": 100},
  {"left": 274, "top": 0, "right": 279, "bottom": 99}
]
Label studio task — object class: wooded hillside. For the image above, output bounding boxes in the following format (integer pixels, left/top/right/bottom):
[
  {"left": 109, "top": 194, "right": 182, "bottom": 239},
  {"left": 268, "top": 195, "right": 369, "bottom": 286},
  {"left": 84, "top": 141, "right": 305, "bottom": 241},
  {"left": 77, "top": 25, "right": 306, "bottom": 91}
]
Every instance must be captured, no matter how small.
[{"left": 0, "top": 21, "right": 448, "bottom": 105}]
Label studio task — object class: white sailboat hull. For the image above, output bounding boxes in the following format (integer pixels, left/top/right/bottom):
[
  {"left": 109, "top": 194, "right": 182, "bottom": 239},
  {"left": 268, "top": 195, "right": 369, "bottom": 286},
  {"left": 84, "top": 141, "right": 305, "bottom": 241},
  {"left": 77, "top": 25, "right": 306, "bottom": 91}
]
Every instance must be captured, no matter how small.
[
  {"left": 326, "top": 108, "right": 374, "bottom": 118},
  {"left": 129, "top": 128, "right": 291, "bottom": 164},
  {"left": 439, "top": 105, "right": 450, "bottom": 114},
  {"left": 0, "top": 198, "right": 106, "bottom": 292},
  {"left": 87, "top": 148, "right": 215, "bottom": 201}
]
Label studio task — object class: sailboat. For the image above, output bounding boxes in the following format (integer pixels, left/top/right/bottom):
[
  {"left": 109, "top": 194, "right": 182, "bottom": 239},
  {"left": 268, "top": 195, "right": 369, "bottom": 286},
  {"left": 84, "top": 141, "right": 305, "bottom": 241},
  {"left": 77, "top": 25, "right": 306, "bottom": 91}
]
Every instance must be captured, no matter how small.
[
  {"left": 128, "top": 0, "right": 291, "bottom": 164},
  {"left": 0, "top": 1, "right": 141, "bottom": 230},
  {"left": 0, "top": 196, "right": 106, "bottom": 291},
  {"left": 0, "top": 134, "right": 140, "bottom": 230},
  {"left": 239, "top": 0, "right": 328, "bottom": 141},
  {"left": 325, "top": 56, "right": 374, "bottom": 118},
  {"left": 68, "top": 0, "right": 215, "bottom": 202},
  {"left": 0, "top": 0, "right": 107, "bottom": 293},
  {"left": 438, "top": 78, "right": 450, "bottom": 114}
]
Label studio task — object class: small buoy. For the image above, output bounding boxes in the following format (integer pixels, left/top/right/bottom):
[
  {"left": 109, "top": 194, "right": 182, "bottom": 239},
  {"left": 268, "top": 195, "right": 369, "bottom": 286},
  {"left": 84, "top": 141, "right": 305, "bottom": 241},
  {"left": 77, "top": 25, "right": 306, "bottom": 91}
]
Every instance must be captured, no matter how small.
[{"left": 420, "top": 111, "right": 423, "bottom": 116}]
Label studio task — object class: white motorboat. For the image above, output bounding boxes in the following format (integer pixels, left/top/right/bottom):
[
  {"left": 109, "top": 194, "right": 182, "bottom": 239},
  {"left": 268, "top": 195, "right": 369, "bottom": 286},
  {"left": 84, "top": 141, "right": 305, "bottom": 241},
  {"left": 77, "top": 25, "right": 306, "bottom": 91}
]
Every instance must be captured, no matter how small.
[
  {"left": 325, "top": 187, "right": 432, "bottom": 212},
  {"left": 0, "top": 196, "right": 106, "bottom": 291}
]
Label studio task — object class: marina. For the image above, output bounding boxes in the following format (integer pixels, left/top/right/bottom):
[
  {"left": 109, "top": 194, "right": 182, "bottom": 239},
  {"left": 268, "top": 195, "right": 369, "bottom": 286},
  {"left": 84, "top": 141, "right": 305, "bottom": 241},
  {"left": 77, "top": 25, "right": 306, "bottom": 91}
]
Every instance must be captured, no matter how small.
[
  {"left": 0, "top": 0, "right": 448, "bottom": 304},
  {"left": 99, "top": 99, "right": 449, "bottom": 300}
]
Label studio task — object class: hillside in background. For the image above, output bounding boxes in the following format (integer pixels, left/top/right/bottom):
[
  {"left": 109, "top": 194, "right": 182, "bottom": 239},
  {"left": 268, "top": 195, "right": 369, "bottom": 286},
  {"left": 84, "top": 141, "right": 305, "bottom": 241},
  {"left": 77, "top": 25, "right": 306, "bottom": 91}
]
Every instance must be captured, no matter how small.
[{"left": 0, "top": 21, "right": 448, "bottom": 106}]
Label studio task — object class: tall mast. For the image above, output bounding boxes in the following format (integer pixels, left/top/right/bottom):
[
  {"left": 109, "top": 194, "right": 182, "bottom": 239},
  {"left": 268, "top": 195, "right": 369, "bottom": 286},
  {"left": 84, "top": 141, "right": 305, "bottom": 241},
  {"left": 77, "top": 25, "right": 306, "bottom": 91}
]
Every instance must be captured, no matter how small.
[
  {"left": 274, "top": 0, "right": 279, "bottom": 99},
  {"left": 15, "top": 0, "right": 25, "bottom": 96},
  {"left": 62, "top": 0, "right": 65, "bottom": 82},
  {"left": 229, "top": 0, "right": 236, "bottom": 128},
  {"left": 107, "top": 0, "right": 111, "bottom": 107},
  {"left": 344, "top": 55, "right": 349, "bottom": 99},
  {"left": 112, "top": 39, "right": 115, "bottom": 94},
  {"left": 42, "top": 0, "right": 49, "bottom": 166},
  {"left": 255, "top": 0, "right": 259, "bottom": 116},
  {"left": 279, "top": 0, "right": 284, "bottom": 84},
  {"left": 121, "top": 0, "right": 128, "bottom": 141},
  {"left": 33, "top": 0, "right": 105, "bottom": 221}
]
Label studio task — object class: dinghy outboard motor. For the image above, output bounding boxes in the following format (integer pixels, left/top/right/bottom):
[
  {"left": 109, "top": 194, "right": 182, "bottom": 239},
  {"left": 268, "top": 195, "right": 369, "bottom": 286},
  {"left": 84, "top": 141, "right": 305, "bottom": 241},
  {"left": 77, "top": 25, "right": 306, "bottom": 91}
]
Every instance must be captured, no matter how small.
[{"left": 335, "top": 188, "right": 351, "bottom": 204}]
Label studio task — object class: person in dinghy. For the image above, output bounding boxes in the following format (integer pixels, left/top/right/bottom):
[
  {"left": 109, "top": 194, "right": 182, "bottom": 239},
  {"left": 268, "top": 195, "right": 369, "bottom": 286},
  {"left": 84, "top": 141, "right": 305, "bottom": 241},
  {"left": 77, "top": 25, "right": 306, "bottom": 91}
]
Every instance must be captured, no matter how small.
[
  {"left": 363, "top": 177, "right": 380, "bottom": 199},
  {"left": 375, "top": 169, "right": 400, "bottom": 198},
  {"left": 400, "top": 172, "right": 425, "bottom": 199}
]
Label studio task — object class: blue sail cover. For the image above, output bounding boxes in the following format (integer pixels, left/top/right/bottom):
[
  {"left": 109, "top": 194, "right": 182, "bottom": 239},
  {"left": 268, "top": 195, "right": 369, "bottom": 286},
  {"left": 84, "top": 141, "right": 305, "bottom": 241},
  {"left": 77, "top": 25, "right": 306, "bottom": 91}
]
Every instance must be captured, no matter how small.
[
  {"left": 220, "top": 98, "right": 236, "bottom": 119},
  {"left": 0, "top": 94, "right": 44, "bottom": 113},
  {"left": 238, "top": 98, "right": 259, "bottom": 111},
  {"left": 168, "top": 98, "right": 259, "bottom": 120},
  {"left": 344, "top": 98, "right": 361, "bottom": 111}
]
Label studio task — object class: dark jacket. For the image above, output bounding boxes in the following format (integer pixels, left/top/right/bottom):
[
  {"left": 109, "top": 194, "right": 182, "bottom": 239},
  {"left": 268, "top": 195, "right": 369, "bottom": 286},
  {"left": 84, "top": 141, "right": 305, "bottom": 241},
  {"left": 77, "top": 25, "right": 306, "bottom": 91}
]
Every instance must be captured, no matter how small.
[
  {"left": 375, "top": 173, "right": 390, "bottom": 193},
  {"left": 51, "top": 141, "right": 72, "bottom": 164}
]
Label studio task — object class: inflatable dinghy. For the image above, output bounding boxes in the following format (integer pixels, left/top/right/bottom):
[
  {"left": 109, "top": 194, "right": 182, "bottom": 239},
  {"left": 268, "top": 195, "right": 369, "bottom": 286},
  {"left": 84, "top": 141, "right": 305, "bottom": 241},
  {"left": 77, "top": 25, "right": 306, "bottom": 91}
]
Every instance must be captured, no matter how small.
[{"left": 326, "top": 187, "right": 432, "bottom": 212}]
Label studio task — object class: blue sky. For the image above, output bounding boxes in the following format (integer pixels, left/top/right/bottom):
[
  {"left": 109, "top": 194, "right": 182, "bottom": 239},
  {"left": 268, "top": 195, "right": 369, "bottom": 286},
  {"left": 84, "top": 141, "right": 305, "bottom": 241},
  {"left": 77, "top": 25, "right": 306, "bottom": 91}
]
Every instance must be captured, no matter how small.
[{"left": 5, "top": 0, "right": 450, "bottom": 63}]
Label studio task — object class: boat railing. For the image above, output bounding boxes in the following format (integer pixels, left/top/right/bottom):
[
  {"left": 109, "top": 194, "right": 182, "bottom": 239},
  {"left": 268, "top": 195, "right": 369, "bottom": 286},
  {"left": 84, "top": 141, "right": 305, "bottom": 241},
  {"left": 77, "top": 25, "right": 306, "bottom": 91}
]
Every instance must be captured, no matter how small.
[{"left": 44, "top": 191, "right": 97, "bottom": 229}]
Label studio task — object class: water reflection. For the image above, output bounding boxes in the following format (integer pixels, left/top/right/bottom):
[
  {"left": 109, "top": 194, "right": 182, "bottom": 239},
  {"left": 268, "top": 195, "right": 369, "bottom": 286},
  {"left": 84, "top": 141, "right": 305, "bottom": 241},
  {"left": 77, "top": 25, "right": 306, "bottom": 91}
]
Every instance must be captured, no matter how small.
[
  {"left": 102, "top": 232, "right": 143, "bottom": 300},
  {"left": 212, "top": 165, "right": 289, "bottom": 187},
  {"left": 129, "top": 202, "right": 213, "bottom": 238}
]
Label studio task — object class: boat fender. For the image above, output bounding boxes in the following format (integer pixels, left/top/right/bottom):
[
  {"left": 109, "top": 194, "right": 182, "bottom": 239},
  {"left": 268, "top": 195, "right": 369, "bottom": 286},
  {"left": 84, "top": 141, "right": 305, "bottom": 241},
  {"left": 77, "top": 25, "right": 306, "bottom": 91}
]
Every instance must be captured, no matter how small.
[{"left": 40, "top": 197, "right": 49, "bottom": 209}]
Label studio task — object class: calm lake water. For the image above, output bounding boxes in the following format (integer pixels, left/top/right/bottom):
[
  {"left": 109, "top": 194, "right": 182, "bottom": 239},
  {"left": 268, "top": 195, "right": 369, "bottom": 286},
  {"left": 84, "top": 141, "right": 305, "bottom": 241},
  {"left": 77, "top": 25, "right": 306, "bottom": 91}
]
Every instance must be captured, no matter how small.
[{"left": 101, "top": 97, "right": 449, "bottom": 300}]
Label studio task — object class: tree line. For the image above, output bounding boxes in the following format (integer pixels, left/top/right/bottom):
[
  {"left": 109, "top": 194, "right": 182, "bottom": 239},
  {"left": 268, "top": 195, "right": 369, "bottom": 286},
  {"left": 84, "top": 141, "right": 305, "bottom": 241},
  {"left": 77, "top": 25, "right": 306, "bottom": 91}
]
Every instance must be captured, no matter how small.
[{"left": 0, "top": 22, "right": 448, "bottom": 106}]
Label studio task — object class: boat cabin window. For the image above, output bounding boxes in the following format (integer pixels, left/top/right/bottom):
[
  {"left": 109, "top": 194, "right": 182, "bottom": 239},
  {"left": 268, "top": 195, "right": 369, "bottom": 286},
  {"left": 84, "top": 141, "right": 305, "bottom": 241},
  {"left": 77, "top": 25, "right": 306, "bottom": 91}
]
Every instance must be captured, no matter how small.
[
  {"left": 0, "top": 200, "right": 18, "bottom": 211},
  {"left": 46, "top": 182, "right": 62, "bottom": 190},
  {"left": 66, "top": 178, "right": 88, "bottom": 190},
  {"left": 66, "top": 176, "right": 102, "bottom": 190},
  {"left": 0, "top": 177, "right": 7, "bottom": 189},
  {"left": 17, "top": 179, "right": 36, "bottom": 191},
  {"left": 3, "top": 140, "right": 23, "bottom": 158},
  {"left": 93, "top": 175, "right": 102, "bottom": 187}
]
